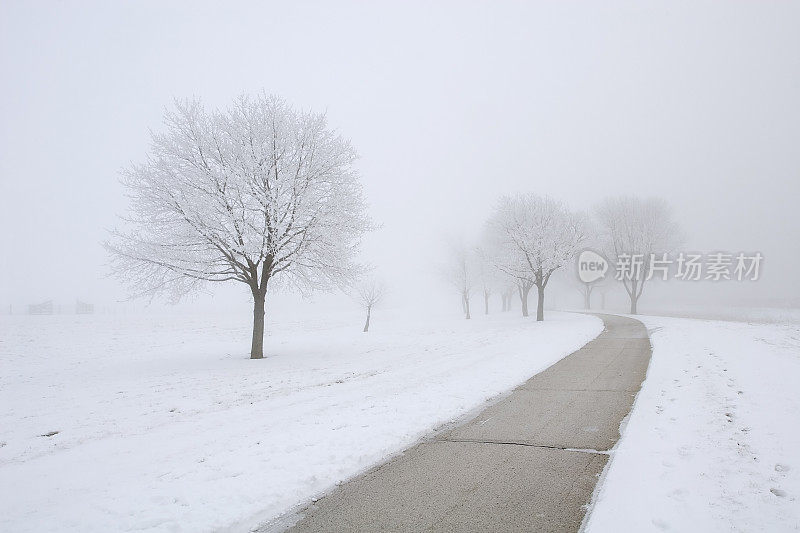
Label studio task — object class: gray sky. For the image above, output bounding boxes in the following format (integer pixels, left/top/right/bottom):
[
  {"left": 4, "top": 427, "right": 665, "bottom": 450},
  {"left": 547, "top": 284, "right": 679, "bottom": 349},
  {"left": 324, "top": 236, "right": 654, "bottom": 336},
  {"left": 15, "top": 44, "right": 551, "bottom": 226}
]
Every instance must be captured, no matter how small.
[{"left": 1, "top": 1, "right": 798, "bottom": 311}]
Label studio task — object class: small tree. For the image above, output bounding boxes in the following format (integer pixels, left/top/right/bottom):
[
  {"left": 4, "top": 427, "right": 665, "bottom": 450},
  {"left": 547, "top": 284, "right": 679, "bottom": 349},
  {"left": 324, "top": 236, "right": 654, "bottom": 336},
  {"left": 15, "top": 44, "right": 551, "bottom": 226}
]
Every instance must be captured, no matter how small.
[
  {"left": 443, "top": 241, "right": 475, "bottom": 319},
  {"left": 595, "top": 196, "right": 682, "bottom": 314},
  {"left": 564, "top": 260, "right": 610, "bottom": 310},
  {"left": 356, "top": 280, "right": 385, "bottom": 332},
  {"left": 578, "top": 279, "right": 595, "bottom": 310},
  {"left": 474, "top": 246, "right": 499, "bottom": 314},
  {"left": 500, "top": 285, "right": 516, "bottom": 312},
  {"left": 106, "top": 94, "right": 373, "bottom": 358},
  {"left": 487, "top": 194, "right": 588, "bottom": 321},
  {"left": 564, "top": 224, "right": 610, "bottom": 310}
]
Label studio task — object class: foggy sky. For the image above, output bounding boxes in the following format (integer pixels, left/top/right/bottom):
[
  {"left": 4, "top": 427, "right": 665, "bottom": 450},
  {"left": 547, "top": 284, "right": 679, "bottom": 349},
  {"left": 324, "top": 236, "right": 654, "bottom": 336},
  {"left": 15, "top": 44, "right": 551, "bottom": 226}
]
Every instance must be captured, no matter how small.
[{"left": 1, "top": 1, "right": 799, "bottom": 312}]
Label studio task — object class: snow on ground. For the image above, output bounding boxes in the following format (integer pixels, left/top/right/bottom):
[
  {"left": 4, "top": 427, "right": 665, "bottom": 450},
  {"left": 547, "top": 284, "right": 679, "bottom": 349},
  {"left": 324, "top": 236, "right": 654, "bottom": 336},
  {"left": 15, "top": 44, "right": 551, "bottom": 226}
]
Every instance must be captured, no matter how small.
[
  {"left": 586, "top": 315, "right": 800, "bottom": 532},
  {"left": 639, "top": 305, "right": 800, "bottom": 326},
  {"left": 0, "top": 309, "right": 601, "bottom": 532}
]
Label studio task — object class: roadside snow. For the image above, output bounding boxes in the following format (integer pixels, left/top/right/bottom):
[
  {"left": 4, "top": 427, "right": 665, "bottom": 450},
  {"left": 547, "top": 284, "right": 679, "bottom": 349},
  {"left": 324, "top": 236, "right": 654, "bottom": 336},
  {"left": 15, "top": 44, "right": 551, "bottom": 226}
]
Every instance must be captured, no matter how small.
[
  {"left": 0, "top": 310, "right": 601, "bottom": 532},
  {"left": 586, "top": 315, "right": 800, "bottom": 532}
]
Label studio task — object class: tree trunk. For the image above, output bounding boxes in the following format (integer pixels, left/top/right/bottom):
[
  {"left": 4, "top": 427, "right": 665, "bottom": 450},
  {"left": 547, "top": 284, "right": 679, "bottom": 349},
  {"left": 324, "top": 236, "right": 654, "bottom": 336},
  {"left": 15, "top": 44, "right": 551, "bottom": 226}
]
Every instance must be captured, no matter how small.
[
  {"left": 536, "top": 284, "right": 545, "bottom": 321},
  {"left": 250, "top": 294, "right": 265, "bottom": 359},
  {"left": 484, "top": 293, "right": 490, "bottom": 315},
  {"left": 520, "top": 285, "right": 530, "bottom": 317},
  {"left": 363, "top": 306, "right": 371, "bottom": 332},
  {"left": 464, "top": 293, "right": 471, "bottom": 319},
  {"left": 627, "top": 278, "right": 640, "bottom": 315},
  {"left": 584, "top": 286, "right": 591, "bottom": 310}
]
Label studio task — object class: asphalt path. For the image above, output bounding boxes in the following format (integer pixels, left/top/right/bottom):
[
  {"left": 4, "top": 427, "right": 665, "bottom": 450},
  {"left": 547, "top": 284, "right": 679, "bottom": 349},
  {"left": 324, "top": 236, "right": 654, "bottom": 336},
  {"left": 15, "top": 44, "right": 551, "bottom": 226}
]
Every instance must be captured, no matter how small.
[{"left": 267, "top": 314, "right": 651, "bottom": 533}]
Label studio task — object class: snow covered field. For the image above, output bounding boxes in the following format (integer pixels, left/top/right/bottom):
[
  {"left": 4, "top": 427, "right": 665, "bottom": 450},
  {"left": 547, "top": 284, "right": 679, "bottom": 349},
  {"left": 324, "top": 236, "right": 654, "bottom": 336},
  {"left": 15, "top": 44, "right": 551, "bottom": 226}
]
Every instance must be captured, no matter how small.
[
  {"left": 0, "top": 310, "right": 601, "bottom": 532},
  {"left": 586, "top": 315, "right": 800, "bottom": 532}
]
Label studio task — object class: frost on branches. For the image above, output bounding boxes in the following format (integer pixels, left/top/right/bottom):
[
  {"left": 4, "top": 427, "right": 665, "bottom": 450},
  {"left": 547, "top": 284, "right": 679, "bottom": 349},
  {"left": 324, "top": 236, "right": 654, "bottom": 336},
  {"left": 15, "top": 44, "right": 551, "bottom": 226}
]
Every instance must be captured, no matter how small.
[
  {"left": 354, "top": 279, "right": 386, "bottom": 332},
  {"left": 595, "top": 196, "right": 682, "bottom": 314},
  {"left": 106, "top": 94, "right": 373, "bottom": 358},
  {"left": 486, "top": 194, "right": 587, "bottom": 321}
]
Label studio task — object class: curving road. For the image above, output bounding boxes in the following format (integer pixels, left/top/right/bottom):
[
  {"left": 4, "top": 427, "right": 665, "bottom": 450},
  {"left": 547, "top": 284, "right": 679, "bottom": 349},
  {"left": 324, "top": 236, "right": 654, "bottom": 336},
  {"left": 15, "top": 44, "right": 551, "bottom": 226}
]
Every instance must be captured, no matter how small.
[{"left": 267, "top": 314, "right": 651, "bottom": 533}]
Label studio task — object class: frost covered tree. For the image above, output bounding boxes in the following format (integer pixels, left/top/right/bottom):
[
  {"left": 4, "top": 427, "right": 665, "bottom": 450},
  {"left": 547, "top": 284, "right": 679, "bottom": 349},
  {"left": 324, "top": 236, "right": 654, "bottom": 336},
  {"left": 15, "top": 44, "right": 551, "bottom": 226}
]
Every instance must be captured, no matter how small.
[
  {"left": 595, "top": 196, "right": 681, "bottom": 314},
  {"left": 486, "top": 194, "right": 588, "bottom": 321},
  {"left": 355, "top": 280, "right": 385, "bottom": 332},
  {"left": 106, "top": 94, "right": 372, "bottom": 359}
]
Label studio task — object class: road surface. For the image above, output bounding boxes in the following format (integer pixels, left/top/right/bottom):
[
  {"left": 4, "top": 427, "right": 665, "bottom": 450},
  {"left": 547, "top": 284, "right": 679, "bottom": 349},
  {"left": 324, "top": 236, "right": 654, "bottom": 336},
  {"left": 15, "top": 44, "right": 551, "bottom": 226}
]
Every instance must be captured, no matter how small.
[{"left": 265, "top": 314, "right": 651, "bottom": 533}]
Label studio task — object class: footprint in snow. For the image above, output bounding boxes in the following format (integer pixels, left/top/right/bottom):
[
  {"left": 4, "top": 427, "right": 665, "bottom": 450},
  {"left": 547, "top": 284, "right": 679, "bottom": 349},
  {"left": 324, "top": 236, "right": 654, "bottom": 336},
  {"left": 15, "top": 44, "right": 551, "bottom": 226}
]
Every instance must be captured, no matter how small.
[
  {"left": 775, "top": 464, "right": 791, "bottom": 473},
  {"left": 770, "top": 488, "right": 787, "bottom": 498}
]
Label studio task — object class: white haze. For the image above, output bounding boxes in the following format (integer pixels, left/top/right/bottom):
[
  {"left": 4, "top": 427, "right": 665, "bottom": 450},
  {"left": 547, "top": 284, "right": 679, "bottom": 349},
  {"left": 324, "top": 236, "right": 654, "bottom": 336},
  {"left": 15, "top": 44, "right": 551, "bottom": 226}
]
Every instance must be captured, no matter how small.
[{"left": 1, "top": 0, "right": 799, "bottom": 317}]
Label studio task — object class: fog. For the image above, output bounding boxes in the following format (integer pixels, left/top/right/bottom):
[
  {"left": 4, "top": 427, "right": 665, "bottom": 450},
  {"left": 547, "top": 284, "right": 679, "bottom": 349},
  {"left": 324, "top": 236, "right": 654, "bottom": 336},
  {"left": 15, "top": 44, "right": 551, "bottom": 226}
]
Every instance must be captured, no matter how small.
[{"left": 2, "top": 0, "right": 799, "bottom": 316}]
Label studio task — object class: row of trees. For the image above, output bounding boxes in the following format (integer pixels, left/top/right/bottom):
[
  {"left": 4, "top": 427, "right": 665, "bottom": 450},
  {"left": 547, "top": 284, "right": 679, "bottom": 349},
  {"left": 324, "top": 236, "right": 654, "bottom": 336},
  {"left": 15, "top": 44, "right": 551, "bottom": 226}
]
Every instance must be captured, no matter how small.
[
  {"left": 106, "top": 92, "right": 682, "bottom": 358},
  {"left": 445, "top": 195, "right": 681, "bottom": 320}
]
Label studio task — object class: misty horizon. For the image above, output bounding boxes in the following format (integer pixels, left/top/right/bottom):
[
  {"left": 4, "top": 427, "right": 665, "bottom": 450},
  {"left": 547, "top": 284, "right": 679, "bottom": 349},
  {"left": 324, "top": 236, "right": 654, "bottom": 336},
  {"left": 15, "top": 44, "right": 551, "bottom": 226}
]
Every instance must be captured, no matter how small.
[{"left": 2, "top": 1, "right": 799, "bottom": 316}]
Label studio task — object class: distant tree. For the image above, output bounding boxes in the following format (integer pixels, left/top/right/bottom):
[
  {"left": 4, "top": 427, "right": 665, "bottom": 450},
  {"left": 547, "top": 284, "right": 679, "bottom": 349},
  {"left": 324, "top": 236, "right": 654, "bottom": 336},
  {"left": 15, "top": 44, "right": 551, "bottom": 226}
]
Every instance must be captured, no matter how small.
[
  {"left": 595, "top": 196, "right": 682, "bottom": 314},
  {"left": 579, "top": 279, "right": 595, "bottom": 310},
  {"left": 443, "top": 241, "right": 475, "bottom": 319},
  {"left": 487, "top": 194, "right": 588, "bottom": 321},
  {"left": 355, "top": 280, "right": 385, "bottom": 332},
  {"left": 564, "top": 259, "right": 610, "bottom": 310},
  {"left": 563, "top": 224, "right": 610, "bottom": 310},
  {"left": 481, "top": 224, "right": 533, "bottom": 317},
  {"left": 500, "top": 285, "right": 516, "bottom": 312},
  {"left": 485, "top": 238, "right": 534, "bottom": 317},
  {"left": 595, "top": 283, "right": 612, "bottom": 310},
  {"left": 106, "top": 94, "right": 373, "bottom": 359},
  {"left": 474, "top": 246, "right": 501, "bottom": 314}
]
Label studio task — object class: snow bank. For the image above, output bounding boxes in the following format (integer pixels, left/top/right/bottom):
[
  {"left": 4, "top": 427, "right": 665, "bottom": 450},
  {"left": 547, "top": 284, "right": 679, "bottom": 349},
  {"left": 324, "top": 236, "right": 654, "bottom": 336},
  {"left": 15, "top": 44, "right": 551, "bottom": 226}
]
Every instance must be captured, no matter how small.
[
  {"left": 586, "top": 316, "right": 800, "bottom": 532},
  {"left": 0, "top": 310, "right": 601, "bottom": 532}
]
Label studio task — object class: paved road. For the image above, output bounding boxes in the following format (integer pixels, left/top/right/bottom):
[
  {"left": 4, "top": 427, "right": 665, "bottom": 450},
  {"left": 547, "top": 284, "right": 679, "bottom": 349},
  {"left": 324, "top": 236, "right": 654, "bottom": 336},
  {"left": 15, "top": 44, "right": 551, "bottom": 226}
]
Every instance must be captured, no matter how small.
[{"left": 270, "top": 314, "right": 651, "bottom": 533}]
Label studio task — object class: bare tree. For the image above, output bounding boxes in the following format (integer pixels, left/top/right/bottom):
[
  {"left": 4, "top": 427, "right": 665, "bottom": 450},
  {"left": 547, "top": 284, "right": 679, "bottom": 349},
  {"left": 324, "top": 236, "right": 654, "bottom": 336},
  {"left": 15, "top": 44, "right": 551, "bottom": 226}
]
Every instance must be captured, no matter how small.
[
  {"left": 500, "top": 284, "right": 516, "bottom": 312},
  {"left": 355, "top": 280, "right": 385, "bottom": 332},
  {"left": 595, "top": 196, "right": 682, "bottom": 314},
  {"left": 565, "top": 262, "right": 609, "bottom": 310},
  {"left": 442, "top": 241, "right": 475, "bottom": 319},
  {"left": 486, "top": 194, "right": 588, "bottom": 321},
  {"left": 564, "top": 226, "right": 610, "bottom": 310},
  {"left": 474, "top": 246, "right": 500, "bottom": 314},
  {"left": 559, "top": 261, "right": 597, "bottom": 310},
  {"left": 106, "top": 94, "right": 373, "bottom": 359}
]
